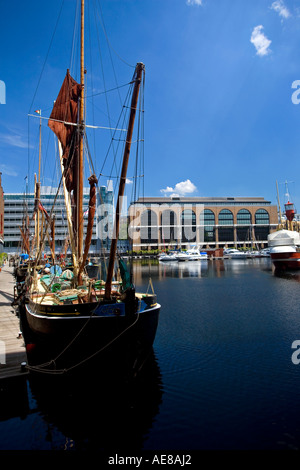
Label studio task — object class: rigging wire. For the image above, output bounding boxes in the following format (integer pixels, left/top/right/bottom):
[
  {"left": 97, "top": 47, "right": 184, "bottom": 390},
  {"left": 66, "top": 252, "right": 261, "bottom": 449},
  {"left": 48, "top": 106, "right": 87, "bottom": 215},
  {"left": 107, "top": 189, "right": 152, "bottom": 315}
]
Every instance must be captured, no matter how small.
[
  {"left": 95, "top": 0, "right": 135, "bottom": 69},
  {"left": 28, "top": 0, "right": 66, "bottom": 114}
]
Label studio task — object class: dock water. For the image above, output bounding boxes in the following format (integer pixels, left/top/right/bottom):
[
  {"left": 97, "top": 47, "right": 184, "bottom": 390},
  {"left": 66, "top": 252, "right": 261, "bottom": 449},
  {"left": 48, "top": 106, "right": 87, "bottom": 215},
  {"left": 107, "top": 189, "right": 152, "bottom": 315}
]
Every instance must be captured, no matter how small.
[{"left": 0, "top": 264, "right": 28, "bottom": 382}]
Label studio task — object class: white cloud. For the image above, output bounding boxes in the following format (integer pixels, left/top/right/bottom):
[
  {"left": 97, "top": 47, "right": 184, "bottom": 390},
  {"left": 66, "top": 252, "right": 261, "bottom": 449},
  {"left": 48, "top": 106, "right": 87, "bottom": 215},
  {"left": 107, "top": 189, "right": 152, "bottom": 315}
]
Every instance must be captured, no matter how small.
[
  {"left": 271, "top": 0, "right": 291, "bottom": 19},
  {"left": 161, "top": 179, "right": 197, "bottom": 197},
  {"left": 186, "top": 0, "right": 203, "bottom": 6},
  {"left": 250, "top": 25, "right": 272, "bottom": 57},
  {"left": 0, "top": 133, "right": 28, "bottom": 149},
  {"left": 0, "top": 164, "right": 18, "bottom": 177}
]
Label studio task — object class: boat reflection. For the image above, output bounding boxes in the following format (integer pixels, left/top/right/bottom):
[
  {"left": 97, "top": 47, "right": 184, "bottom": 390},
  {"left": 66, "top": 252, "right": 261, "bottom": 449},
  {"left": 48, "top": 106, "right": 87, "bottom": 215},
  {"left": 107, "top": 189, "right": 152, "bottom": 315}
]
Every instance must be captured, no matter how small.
[
  {"left": 130, "top": 257, "right": 273, "bottom": 283},
  {"left": 0, "top": 377, "right": 29, "bottom": 422},
  {"left": 28, "top": 350, "right": 163, "bottom": 451},
  {"left": 273, "top": 267, "right": 300, "bottom": 283}
]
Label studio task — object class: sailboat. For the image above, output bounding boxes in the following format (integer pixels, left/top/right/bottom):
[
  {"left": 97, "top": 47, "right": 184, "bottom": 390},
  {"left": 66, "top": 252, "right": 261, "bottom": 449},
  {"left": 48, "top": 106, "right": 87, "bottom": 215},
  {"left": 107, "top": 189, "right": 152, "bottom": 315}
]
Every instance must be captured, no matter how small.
[{"left": 18, "top": 0, "right": 161, "bottom": 376}]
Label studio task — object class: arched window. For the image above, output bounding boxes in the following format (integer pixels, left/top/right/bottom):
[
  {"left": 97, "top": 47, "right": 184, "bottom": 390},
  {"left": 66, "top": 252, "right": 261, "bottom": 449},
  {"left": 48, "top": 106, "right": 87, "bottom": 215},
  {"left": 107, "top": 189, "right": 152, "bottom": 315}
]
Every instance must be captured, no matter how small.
[
  {"left": 181, "top": 209, "right": 196, "bottom": 243},
  {"left": 160, "top": 210, "right": 177, "bottom": 244},
  {"left": 218, "top": 209, "right": 233, "bottom": 226},
  {"left": 200, "top": 209, "right": 215, "bottom": 243},
  {"left": 218, "top": 209, "right": 234, "bottom": 242},
  {"left": 236, "top": 209, "right": 252, "bottom": 243},
  {"left": 141, "top": 210, "right": 158, "bottom": 244},
  {"left": 254, "top": 209, "right": 270, "bottom": 241},
  {"left": 237, "top": 209, "right": 251, "bottom": 225},
  {"left": 255, "top": 209, "right": 269, "bottom": 225}
]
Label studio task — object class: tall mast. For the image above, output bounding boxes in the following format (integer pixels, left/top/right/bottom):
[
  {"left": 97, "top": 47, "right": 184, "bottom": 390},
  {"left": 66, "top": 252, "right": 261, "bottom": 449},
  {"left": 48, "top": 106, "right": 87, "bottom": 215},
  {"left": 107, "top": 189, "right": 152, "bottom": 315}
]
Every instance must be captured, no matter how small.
[
  {"left": 105, "top": 62, "right": 144, "bottom": 300},
  {"left": 276, "top": 180, "right": 282, "bottom": 225},
  {"left": 77, "top": 0, "right": 85, "bottom": 265},
  {"left": 36, "top": 111, "right": 42, "bottom": 256}
]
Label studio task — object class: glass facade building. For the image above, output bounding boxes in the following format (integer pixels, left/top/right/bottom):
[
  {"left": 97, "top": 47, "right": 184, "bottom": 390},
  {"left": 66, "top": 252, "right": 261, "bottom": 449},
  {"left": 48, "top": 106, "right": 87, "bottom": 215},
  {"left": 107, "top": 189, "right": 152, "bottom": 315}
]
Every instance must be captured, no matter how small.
[{"left": 3, "top": 184, "right": 114, "bottom": 255}]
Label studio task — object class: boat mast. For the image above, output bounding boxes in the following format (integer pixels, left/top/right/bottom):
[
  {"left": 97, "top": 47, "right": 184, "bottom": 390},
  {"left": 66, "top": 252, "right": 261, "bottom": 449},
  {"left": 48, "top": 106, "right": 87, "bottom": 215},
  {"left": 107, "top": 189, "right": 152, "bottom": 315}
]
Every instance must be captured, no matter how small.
[
  {"left": 104, "top": 62, "right": 144, "bottom": 300},
  {"left": 36, "top": 111, "right": 42, "bottom": 257},
  {"left": 276, "top": 180, "right": 282, "bottom": 226},
  {"left": 77, "top": 0, "right": 85, "bottom": 267}
]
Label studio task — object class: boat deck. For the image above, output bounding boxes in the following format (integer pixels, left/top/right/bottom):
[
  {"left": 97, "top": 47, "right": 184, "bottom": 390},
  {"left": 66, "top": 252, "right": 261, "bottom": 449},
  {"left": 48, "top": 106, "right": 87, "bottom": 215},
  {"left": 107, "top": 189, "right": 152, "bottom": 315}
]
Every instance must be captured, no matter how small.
[{"left": 0, "top": 265, "right": 28, "bottom": 381}]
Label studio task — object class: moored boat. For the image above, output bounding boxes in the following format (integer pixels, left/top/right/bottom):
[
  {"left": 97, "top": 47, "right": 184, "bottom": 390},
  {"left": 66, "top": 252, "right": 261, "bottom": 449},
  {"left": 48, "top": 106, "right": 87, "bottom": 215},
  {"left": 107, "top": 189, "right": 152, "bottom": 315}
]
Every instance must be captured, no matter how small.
[
  {"left": 224, "top": 249, "right": 248, "bottom": 259},
  {"left": 175, "top": 251, "right": 191, "bottom": 262},
  {"left": 18, "top": 1, "right": 161, "bottom": 377},
  {"left": 186, "top": 248, "right": 208, "bottom": 260},
  {"left": 268, "top": 230, "right": 300, "bottom": 270},
  {"left": 268, "top": 193, "right": 300, "bottom": 271},
  {"left": 158, "top": 252, "right": 177, "bottom": 262}
]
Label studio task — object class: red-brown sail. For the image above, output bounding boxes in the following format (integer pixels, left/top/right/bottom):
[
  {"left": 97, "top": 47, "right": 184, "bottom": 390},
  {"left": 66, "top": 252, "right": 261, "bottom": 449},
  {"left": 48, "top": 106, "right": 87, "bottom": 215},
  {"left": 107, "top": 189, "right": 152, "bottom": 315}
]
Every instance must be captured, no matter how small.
[{"left": 48, "top": 70, "right": 82, "bottom": 193}]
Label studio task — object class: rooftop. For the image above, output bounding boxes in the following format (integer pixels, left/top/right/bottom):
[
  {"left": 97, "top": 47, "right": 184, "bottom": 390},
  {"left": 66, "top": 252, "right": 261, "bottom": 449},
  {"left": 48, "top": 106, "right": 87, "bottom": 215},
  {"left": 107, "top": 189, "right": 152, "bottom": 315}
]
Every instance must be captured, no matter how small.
[{"left": 132, "top": 196, "right": 273, "bottom": 204}]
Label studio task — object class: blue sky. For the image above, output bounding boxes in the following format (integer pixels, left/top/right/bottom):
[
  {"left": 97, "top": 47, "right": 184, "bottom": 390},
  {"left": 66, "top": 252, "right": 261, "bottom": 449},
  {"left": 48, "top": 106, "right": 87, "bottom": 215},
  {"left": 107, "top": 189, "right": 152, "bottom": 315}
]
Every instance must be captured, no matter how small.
[{"left": 1, "top": 0, "right": 300, "bottom": 212}]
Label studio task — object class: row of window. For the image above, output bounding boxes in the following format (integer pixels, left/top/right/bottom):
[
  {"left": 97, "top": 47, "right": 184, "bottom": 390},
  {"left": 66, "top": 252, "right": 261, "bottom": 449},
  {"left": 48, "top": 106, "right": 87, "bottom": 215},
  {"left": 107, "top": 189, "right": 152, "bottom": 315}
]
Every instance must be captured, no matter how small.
[
  {"left": 139, "top": 209, "right": 271, "bottom": 244},
  {"left": 140, "top": 208, "right": 270, "bottom": 226}
]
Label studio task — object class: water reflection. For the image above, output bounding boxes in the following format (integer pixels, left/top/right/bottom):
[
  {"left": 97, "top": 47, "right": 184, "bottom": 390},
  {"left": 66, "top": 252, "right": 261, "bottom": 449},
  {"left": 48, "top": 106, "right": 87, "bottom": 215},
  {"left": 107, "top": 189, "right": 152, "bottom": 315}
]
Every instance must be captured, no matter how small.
[
  {"left": 273, "top": 268, "right": 300, "bottom": 283},
  {"left": 131, "top": 258, "right": 273, "bottom": 282},
  {"left": 0, "top": 377, "right": 29, "bottom": 422},
  {"left": 28, "top": 351, "right": 163, "bottom": 451}
]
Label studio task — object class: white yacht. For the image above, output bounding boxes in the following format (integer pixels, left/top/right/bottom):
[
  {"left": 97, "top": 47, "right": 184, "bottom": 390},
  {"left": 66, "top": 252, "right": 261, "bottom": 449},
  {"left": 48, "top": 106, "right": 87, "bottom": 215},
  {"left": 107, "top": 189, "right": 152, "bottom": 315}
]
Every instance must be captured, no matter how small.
[
  {"left": 224, "top": 249, "right": 248, "bottom": 259},
  {"left": 186, "top": 248, "right": 208, "bottom": 260}
]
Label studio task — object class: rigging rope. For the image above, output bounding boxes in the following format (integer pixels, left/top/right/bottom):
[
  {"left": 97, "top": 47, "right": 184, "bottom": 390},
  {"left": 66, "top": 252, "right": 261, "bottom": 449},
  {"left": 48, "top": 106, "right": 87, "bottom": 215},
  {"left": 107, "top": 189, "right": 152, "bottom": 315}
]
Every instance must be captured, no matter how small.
[{"left": 26, "top": 312, "right": 140, "bottom": 375}]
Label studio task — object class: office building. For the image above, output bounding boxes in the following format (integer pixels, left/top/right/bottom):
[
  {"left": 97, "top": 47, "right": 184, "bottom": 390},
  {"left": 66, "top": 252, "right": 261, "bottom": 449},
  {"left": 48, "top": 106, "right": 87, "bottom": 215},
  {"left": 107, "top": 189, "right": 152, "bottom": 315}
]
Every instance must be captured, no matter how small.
[{"left": 128, "top": 196, "right": 278, "bottom": 250}]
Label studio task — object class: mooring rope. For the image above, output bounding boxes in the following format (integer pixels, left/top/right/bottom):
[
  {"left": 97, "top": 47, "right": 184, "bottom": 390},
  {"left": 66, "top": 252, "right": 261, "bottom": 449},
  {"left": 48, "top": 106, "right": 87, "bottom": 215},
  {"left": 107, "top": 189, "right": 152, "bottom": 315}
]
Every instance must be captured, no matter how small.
[{"left": 26, "top": 311, "right": 140, "bottom": 375}]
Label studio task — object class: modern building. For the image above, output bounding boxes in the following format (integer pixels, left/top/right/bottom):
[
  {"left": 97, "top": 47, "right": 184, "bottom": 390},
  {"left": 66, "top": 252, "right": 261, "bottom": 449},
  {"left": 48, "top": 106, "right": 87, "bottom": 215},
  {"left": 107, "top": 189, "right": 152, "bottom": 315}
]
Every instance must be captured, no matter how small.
[
  {"left": 4, "top": 185, "right": 97, "bottom": 255},
  {"left": 128, "top": 196, "right": 278, "bottom": 250},
  {"left": 96, "top": 181, "right": 114, "bottom": 253},
  {"left": 3, "top": 181, "right": 121, "bottom": 256}
]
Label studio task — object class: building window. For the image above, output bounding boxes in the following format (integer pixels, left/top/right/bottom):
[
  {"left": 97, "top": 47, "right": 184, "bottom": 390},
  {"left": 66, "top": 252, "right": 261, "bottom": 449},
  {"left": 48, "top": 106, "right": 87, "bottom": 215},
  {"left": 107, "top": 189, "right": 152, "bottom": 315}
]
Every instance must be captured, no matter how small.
[
  {"left": 254, "top": 209, "right": 270, "bottom": 241},
  {"left": 200, "top": 209, "right": 215, "bottom": 243},
  {"left": 236, "top": 210, "right": 252, "bottom": 243},
  {"left": 237, "top": 209, "right": 251, "bottom": 225},
  {"left": 181, "top": 209, "right": 196, "bottom": 243},
  {"left": 141, "top": 210, "right": 158, "bottom": 244},
  {"left": 218, "top": 209, "right": 234, "bottom": 242},
  {"left": 160, "top": 210, "right": 177, "bottom": 244},
  {"left": 218, "top": 209, "right": 234, "bottom": 226},
  {"left": 255, "top": 209, "right": 269, "bottom": 225}
]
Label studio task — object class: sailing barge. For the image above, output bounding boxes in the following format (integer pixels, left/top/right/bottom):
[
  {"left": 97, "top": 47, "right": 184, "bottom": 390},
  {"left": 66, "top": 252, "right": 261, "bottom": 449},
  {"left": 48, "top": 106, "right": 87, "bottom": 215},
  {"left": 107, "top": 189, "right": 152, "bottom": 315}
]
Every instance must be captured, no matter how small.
[{"left": 18, "top": 1, "right": 160, "bottom": 376}]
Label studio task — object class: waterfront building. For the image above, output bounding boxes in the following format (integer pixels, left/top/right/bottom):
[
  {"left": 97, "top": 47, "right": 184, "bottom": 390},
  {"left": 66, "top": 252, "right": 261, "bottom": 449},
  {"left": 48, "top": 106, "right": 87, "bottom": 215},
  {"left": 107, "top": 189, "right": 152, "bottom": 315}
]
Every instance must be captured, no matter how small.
[
  {"left": 128, "top": 196, "right": 278, "bottom": 251},
  {"left": 4, "top": 185, "right": 96, "bottom": 255},
  {"left": 3, "top": 181, "right": 119, "bottom": 256},
  {"left": 96, "top": 181, "right": 114, "bottom": 253}
]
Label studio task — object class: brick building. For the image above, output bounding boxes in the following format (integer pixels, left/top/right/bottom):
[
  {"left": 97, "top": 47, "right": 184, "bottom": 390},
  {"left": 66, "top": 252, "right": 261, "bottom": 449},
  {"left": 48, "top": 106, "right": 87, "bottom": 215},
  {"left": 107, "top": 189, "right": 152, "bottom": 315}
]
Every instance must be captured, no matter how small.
[{"left": 128, "top": 196, "right": 278, "bottom": 250}]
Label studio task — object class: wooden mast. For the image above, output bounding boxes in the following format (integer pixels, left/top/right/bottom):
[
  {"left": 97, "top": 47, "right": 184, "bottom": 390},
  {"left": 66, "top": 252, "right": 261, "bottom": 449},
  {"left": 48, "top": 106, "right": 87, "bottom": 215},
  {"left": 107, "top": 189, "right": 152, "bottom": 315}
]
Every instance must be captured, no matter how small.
[
  {"left": 36, "top": 111, "right": 42, "bottom": 256},
  {"left": 276, "top": 180, "right": 282, "bottom": 226},
  {"left": 104, "top": 62, "right": 144, "bottom": 300},
  {"left": 78, "top": 0, "right": 85, "bottom": 269}
]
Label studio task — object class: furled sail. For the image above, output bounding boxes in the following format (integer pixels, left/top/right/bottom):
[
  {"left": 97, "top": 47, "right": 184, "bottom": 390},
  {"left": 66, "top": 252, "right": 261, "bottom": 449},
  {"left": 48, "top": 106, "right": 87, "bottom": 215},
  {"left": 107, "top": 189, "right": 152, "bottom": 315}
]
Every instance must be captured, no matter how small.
[
  {"left": 79, "top": 174, "right": 98, "bottom": 275},
  {"left": 48, "top": 70, "right": 82, "bottom": 193}
]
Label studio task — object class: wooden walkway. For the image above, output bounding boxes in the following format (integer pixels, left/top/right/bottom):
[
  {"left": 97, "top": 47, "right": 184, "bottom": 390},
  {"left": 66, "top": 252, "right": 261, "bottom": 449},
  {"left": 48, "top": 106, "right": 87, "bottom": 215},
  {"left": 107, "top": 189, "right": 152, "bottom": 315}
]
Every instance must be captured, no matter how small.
[{"left": 0, "top": 264, "right": 28, "bottom": 381}]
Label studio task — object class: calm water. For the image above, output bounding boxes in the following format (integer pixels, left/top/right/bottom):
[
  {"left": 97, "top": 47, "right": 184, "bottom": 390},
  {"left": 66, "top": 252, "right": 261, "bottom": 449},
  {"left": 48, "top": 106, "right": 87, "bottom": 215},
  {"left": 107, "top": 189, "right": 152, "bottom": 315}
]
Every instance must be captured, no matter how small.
[{"left": 1, "top": 257, "right": 300, "bottom": 451}]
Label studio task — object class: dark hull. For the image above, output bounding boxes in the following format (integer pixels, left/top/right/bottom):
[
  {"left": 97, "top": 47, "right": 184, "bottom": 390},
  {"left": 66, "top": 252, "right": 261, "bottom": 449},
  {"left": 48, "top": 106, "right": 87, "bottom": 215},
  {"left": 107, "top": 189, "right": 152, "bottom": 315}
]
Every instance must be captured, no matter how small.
[
  {"left": 14, "top": 265, "right": 28, "bottom": 283},
  {"left": 270, "top": 252, "right": 300, "bottom": 270},
  {"left": 19, "top": 298, "right": 160, "bottom": 378}
]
